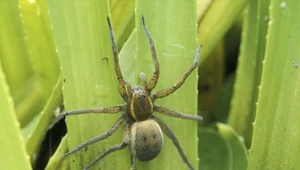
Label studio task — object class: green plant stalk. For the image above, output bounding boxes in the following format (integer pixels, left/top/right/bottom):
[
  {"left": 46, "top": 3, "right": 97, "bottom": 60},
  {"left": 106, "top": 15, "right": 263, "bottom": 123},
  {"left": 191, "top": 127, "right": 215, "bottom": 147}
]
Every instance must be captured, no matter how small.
[
  {"left": 228, "top": 0, "right": 270, "bottom": 147},
  {"left": 135, "top": 1, "right": 198, "bottom": 169},
  {"left": 0, "top": 61, "right": 32, "bottom": 170},
  {"left": 47, "top": 0, "right": 129, "bottom": 169},
  {"left": 26, "top": 76, "right": 62, "bottom": 164},
  {"left": 198, "top": 0, "right": 247, "bottom": 62},
  {"left": 248, "top": 0, "right": 300, "bottom": 169},
  {"left": 17, "top": 0, "right": 60, "bottom": 126}
]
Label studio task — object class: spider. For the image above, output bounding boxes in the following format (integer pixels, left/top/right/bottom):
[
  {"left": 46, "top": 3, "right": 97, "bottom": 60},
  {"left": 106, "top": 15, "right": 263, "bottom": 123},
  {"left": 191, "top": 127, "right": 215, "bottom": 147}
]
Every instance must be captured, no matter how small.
[{"left": 60, "top": 16, "right": 203, "bottom": 170}]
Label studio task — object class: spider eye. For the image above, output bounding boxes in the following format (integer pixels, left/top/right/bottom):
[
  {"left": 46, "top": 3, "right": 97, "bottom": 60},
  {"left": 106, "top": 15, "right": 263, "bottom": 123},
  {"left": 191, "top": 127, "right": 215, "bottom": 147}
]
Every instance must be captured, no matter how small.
[
  {"left": 137, "top": 92, "right": 146, "bottom": 99},
  {"left": 129, "top": 120, "right": 163, "bottom": 161}
]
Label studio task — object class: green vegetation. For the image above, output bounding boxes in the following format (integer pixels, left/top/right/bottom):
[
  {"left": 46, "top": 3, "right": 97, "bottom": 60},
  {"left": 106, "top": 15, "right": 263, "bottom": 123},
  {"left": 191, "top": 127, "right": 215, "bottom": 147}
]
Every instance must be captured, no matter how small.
[{"left": 1, "top": 0, "right": 299, "bottom": 170}]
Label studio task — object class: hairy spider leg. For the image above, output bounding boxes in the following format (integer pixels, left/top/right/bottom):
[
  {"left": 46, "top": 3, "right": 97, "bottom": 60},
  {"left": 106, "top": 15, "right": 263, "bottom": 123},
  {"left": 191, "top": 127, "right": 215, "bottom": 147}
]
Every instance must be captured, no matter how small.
[
  {"left": 125, "top": 80, "right": 133, "bottom": 101},
  {"left": 151, "top": 44, "right": 202, "bottom": 101},
  {"left": 154, "top": 105, "right": 203, "bottom": 121},
  {"left": 59, "top": 104, "right": 127, "bottom": 116},
  {"left": 83, "top": 123, "right": 131, "bottom": 170},
  {"left": 153, "top": 116, "right": 195, "bottom": 170},
  {"left": 141, "top": 16, "right": 160, "bottom": 93},
  {"left": 130, "top": 157, "right": 137, "bottom": 170},
  {"left": 62, "top": 113, "right": 128, "bottom": 158},
  {"left": 107, "top": 17, "right": 129, "bottom": 102}
]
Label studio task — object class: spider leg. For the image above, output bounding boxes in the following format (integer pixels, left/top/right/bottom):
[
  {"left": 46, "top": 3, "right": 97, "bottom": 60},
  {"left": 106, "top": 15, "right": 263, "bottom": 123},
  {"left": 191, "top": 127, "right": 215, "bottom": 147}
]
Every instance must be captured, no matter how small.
[
  {"left": 62, "top": 113, "right": 128, "bottom": 158},
  {"left": 83, "top": 123, "right": 131, "bottom": 170},
  {"left": 125, "top": 80, "right": 133, "bottom": 100},
  {"left": 107, "top": 17, "right": 129, "bottom": 102},
  {"left": 152, "top": 116, "right": 195, "bottom": 170},
  {"left": 154, "top": 105, "right": 202, "bottom": 121},
  {"left": 130, "top": 157, "right": 137, "bottom": 170},
  {"left": 59, "top": 104, "right": 127, "bottom": 116},
  {"left": 151, "top": 44, "right": 202, "bottom": 100},
  {"left": 141, "top": 16, "right": 159, "bottom": 92}
]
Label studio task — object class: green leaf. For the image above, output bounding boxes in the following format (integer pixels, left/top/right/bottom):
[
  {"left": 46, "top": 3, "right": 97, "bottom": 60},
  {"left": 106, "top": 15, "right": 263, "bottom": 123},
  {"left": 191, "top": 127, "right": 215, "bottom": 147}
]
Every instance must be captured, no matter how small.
[
  {"left": 198, "top": 123, "right": 248, "bottom": 170},
  {"left": 119, "top": 31, "right": 136, "bottom": 82},
  {"left": 0, "top": 0, "right": 45, "bottom": 127},
  {"left": 247, "top": 0, "right": 300, "bottom": 169},
  {"left": 47, "top": 0, "right": 129, "bottom": 169},
  {"left": 0, "top": 61, "right": 32, "bottom": 170},
  {"left": 26, "top": 76, "right": 62, "bottom": 164},
  {"left": 17, "top": 0, "right": 60, "bottom": 126},
  {"left": 198, "top": 0, "right": 247, "bottom": 62},
  {"left": 135, "top": 0, "right": 198, "bottom": 169},
  {"left": 0, "top": 0, "right": 33, "bottom": 91},
  {"left": 228, "top": 0, "right": 270, "bottom": 147},
  {"left": 110, "top": 0, "right": 135, "bottom": 49}
]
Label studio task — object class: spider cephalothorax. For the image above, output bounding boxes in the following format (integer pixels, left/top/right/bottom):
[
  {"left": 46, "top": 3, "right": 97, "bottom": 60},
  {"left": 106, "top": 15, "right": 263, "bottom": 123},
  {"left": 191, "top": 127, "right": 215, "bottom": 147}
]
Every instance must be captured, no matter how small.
[
  {"left": 129, "top": 86, "right": 153, "bottom": 121},
  {"left": 60, "top": 16, "right": 203, "bottom": 170}
]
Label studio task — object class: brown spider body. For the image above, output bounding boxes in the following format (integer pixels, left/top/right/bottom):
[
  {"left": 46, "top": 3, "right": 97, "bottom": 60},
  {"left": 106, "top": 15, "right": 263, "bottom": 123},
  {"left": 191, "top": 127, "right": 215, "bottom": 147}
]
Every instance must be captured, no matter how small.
[
  {"left": 60, "top": 16, "right": 203, "bottom": 170},
  {"left": 129, "top": 86, "right": 153, "bottom": 121},
  {"left": 129, "top": 119, "right": 163, "bottom": 161},
  {"left": 128, "top": 86, "right": 163, "bottom": 161},
  {"left": 127, "top": 86, "right": 163, "bottom": 161}
]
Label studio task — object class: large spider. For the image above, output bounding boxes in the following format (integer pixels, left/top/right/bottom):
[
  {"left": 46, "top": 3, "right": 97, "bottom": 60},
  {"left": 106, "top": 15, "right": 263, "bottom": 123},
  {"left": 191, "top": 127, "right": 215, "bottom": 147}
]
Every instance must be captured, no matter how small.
[{"left": 60, "top": 16, "right": 203, "bottom": 170}]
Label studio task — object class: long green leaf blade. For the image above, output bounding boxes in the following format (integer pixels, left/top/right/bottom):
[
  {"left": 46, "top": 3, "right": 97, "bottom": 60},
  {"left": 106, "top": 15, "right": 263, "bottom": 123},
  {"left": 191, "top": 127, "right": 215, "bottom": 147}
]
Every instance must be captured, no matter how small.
[
  {"left": 135, "top": 1, "right": 198, "bottom": 169},
  {"left": 248, "top": 0, "right": 300, "bottom": 169},
  {"left": 0, "top": 62, "right": 31, "bottom": 170},
  {"left": 26, "top": 76, "right": 62, "bottom": 164},
  {"left": 47, "top": 0, "right": 129, "bottom": 169},
  {"left": 17, "top": 0, "right": 60, "bottom": 126},
  {"left": 198, "top": 0, "right": 247, "bottom": 61},
  {"left": 228, "top": 0, "right": 270, "bottom": 147}
]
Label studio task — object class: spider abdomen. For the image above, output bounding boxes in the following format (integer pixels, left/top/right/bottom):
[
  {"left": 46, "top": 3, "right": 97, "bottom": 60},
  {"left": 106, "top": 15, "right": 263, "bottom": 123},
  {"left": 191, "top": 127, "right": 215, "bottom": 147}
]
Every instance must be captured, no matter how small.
[{"left": 129, "top": 119, "right": 163, "bottom": 161}]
